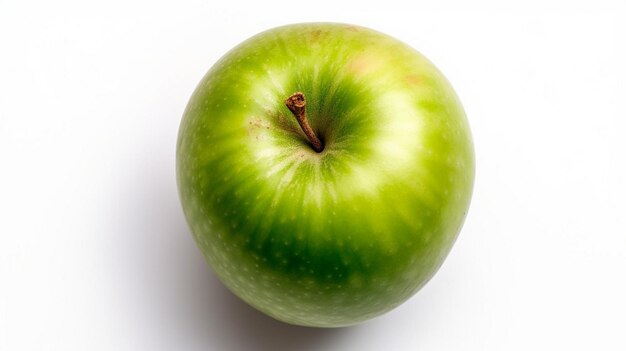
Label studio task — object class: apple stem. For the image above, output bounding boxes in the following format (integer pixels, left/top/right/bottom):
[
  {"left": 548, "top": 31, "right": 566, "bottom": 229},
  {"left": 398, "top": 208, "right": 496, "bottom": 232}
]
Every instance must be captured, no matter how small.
[{"left": 285, "top": 92, "right": 324, "bottom": 152}]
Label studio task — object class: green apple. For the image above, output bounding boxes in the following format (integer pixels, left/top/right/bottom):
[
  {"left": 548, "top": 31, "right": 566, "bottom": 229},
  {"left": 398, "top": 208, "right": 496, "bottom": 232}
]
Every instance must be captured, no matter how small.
[{"left": 176, "top": 23, "right": 474, "bottom": 327}]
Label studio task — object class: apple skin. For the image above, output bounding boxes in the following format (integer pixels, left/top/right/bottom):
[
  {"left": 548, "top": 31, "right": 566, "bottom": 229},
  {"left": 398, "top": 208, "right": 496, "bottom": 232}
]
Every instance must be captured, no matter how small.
[{"left": 176, "top": 23, "right": 474, "bottom": 327}]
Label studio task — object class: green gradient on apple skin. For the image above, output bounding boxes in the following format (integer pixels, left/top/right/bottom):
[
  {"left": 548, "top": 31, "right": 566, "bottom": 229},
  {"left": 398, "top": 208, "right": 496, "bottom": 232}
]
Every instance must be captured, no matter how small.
[{"left": 177, "top": 23, "right": 474, "bottom": 327}]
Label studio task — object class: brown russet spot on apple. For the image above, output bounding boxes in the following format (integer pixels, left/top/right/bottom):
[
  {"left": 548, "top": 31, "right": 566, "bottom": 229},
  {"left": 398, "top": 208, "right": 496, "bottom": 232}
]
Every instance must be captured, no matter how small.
[
  {"left": 248, "top": 117, "right": 271, "bottom": 130},
  {"left": 347, "top": 55, "right": 382, "bottom": 76},
  {"left": 247, "top": 117, "right": 271, "bottom": 140},
  {"left": 404, "top": 74, "right": 421, "bottom": 86},
  {"left": 309, "top": 29, "right": 323, "bottom": 43}
]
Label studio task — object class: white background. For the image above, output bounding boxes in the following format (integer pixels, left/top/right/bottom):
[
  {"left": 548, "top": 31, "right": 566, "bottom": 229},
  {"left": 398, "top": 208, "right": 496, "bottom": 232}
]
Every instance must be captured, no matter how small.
[{"left": 1, "top": 1, "right": 625, "bottom": 350}]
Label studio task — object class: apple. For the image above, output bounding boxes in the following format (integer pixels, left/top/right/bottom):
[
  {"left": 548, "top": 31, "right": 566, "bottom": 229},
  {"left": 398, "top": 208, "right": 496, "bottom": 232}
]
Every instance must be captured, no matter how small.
[{"left": 176, "top": 23, "right": 474, "bottom": 327}]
